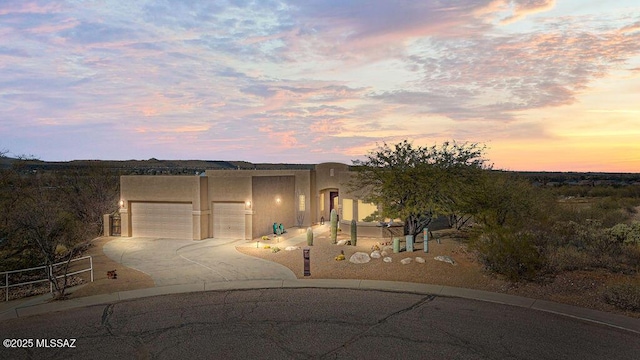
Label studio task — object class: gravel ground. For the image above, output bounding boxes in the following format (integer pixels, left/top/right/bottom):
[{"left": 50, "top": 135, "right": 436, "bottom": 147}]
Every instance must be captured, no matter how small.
[{"left": 236, "top": 229, "right": 640, "bottom": 318}]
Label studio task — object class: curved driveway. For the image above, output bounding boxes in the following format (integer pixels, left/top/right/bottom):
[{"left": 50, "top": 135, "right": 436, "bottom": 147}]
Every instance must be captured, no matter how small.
[{"left": 103, "top": 237, "right": 296, "bottom": 286}]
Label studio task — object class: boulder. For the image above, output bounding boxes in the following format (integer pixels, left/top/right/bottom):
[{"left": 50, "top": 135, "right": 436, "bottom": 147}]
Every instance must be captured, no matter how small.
[
  {"left": 381, "top": 251, "right": 388, "bottom": 257},
  {"left": 349, "top": 252, "right": 371, "bottom": 264},
  {"left": 370, "top": 250, "right": 382, "bottom": 259},
  {"left": 383, "top": 257, "right": 393, "bottom": 263},
  {"left": 285, "top": 246, "right": 301, "bottom": 251},
  {"left": 336, "top": 240, "right": 349, "bottom": 246},
  {"left": 400, "top": 258, "right": 412, "bottom": 265},
  {"left": 415, "top": 257, "right": 426, "bottom": 264},
  {"left": 434, "top": 255, "right": 456, "bottom": 265}
]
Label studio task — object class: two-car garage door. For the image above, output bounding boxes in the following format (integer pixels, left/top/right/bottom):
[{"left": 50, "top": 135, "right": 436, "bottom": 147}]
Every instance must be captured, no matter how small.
[
  {"left": 130, "top": 202, "right": 246, "bottom": 240},
  {"left": 213, "top": 203, "right": 245, "bottom": 239},
  {"left": 131, "top": 202, "right": 193, "bottom": 239}
]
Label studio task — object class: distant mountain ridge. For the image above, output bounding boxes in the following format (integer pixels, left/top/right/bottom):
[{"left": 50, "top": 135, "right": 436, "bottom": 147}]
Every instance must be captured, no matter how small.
[
  {"left": 0, "top": 157, "right": 315, "bottom": 174},
  {"left": 1, "top": 157, "right": 638, "bottom": 184}
]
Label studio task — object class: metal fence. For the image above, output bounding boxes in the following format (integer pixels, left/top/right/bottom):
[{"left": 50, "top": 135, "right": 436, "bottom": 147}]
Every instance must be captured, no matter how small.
[{"left": 1, "top": 256, "right": 94, "bottom": 302}]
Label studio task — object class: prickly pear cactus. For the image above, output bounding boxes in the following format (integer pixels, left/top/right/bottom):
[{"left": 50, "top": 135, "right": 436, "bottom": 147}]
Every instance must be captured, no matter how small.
[
  {"left": 306, "top": 227, "right": 313, "bottom": 246},
  {"left": 330, "top": 209, "right": 338, "bottom": 244},
  {"left": 350, "top": 219, "right": 357, "bottom": 246}
]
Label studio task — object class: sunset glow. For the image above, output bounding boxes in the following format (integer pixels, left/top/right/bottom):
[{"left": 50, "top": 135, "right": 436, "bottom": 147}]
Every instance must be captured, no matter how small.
[{"left": 1, "top": 1, "right": 639, "bottom": 172}]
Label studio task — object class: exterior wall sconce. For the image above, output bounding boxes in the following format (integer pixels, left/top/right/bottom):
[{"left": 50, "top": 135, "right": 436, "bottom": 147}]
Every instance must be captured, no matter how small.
[
  {"left": 275, "top": 197, "right": 281, "bottom": 205},
  {"left": 245, "top": 200, "right": 252, "bottom": 209},
  {"left": 119, "top": 200, "right": 125, "bottom": 208}
]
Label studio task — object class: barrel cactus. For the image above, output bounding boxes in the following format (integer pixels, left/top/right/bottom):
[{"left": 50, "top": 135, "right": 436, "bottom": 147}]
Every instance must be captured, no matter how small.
[
  {"left": 330, "top": 209, "right": 338, "bottom": 244},
  {"left": 350, "top": 219, "right": 357, "bottom": 246},
  {"left": 306, "top": 227, "right": 313, "bottom": 246}
]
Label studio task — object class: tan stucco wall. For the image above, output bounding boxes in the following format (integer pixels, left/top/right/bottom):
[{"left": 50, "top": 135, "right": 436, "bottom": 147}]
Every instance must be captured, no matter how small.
[
  {"left": 119, "top": 165, "right": 367, "bottom": 241},
  {"left": 205, "top": 169, "right": 312, "bottom": 239},
  {"left": 252, "top": 175, "right": 296, "bottom": 238},
  {"left": 314, "top": 163, "right": 349, "bottom": 222},
  {"left": 315, "top": 162, "right": 349, "bottom": 192},
  {"left": 119, "top": 175, "right": 208, "bottom": 239}
]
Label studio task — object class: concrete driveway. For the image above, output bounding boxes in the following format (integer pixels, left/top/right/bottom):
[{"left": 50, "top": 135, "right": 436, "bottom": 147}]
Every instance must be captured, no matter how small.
[{"left": 103, "top": 237, "right": 297, "bottom": 286}]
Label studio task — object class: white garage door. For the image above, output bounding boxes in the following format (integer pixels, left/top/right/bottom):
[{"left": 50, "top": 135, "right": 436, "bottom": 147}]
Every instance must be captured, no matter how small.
[
  {"left": 213, "top": 203, "right": 245, "bottom": 239},
  {"left": 131, "top": 202, "right": 193, "bottom": 239}
]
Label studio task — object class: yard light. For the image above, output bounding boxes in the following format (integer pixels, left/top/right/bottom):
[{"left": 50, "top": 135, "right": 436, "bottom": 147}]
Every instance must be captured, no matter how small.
[
  {"left": 245, "top": 200, "right": 252, "bottom": 209},
  {"left": 119, "top": 200, "right": 124, "bottom": 208}
]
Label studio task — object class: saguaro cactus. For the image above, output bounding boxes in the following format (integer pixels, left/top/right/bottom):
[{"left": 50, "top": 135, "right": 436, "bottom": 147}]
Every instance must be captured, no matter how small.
[
  {"left": 330, "top": 209, "right": 338, "bottom": 244},
  {"left": 350, "top": 219, "right": 357, "bottom": 246},
  {"left": 306, "top": 227, "right": 314, "bottom": 246}
]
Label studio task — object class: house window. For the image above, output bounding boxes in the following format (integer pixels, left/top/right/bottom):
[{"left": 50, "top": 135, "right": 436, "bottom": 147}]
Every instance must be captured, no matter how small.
[
  {"left": 342, "top": 199, "right": 353, "bottom": 221},
  {"left": 298, "top": 194, "right": 305, "bottom": 211},
  {"left": 320, "top": 193, "right": 325, "bottom": 212}
]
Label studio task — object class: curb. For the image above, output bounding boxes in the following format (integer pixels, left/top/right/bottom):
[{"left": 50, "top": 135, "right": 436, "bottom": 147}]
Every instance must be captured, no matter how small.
[{"left": 1, "top": 279, "right": 639, "bottom": 334}]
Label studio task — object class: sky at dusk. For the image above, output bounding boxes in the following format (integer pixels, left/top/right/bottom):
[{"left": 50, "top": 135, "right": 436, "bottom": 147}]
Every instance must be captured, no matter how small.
[{"left": 1, "top": 0, "right": 639, "bottom": 172}]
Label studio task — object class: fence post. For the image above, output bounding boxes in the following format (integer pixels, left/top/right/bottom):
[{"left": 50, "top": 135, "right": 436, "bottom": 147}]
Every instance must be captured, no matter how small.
[{"left": 90, "top": 256, "right": 94, "bottom": 282}]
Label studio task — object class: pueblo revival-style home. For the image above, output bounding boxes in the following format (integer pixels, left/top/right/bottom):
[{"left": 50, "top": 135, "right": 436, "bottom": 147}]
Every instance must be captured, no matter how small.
[{"left": 115, "top": 162, "right": 394, "bottom": 241}]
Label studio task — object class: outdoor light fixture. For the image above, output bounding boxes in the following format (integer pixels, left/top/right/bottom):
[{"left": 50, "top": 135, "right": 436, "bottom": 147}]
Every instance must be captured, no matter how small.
[
  {"left": 275, "top": 197, "right": 281, "bottom": 204},
  {"left": 119, "top": 200, "right": 124, "bottom": 208},
  {"left": 245, "top": 200, "right": 252, "bottom": 209}
]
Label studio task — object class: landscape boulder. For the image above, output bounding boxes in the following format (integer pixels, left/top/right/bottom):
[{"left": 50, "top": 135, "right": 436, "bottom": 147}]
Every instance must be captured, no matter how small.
[
  {"left": 349, "top": 252, "right": 371, "bottom": 264},
  {"left": 370, "top": 250, "right": 381, "bottom": 259},
  {"left": 400, "top": 258, "right": 412, "bottom": 265},
  {"left": 434, "top": 255, "right": 456, "bottom": 265}
]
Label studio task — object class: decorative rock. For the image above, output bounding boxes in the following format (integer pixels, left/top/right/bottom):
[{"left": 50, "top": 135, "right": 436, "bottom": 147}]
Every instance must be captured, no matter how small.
[
  {"left": 285, "top": 246, "right": 301, "bottom": 251},
  {"left": 382, "top": 245, "right": 393, "bottom": 253},
  {"left": 383, "top": 257, "right": 392, "bottom": 263},
  {"left": 349, "top": 252, "right": 371, "bottom": 264},
  {"left": 381, "top": 251, "right": 388, "bottom": 257},
  {"left": 370, "top": 250, "right": 381, "bottom": 259},
  {"left": 434, "top": 255, "right": 456, "bottom": 265},
  {"left": 336, "top": 240, "right": 349, "bottom": 246},
  {"left": 415, "top": 257, "right": 426, "bottom": 264},
  {"left": 400, "top": 258, "right": 412, "bottom": 265}
]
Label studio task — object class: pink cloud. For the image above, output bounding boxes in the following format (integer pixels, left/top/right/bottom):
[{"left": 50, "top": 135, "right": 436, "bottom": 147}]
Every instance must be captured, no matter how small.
[
  {"left": 0, "top": 1, "right": 62, "bottom": 16},
  {"left": 500, "top": 0, "right": 556, "bottom": 25}
]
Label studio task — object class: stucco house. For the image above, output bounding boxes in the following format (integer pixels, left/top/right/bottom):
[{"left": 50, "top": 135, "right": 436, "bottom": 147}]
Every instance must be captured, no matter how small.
[{"left": 115, "top": 162, "right": 393, "bottom": 240}]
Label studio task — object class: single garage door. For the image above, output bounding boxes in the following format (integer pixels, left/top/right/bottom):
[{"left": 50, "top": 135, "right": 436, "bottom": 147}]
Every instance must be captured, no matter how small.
[
  {"left": 213, "top": 202, "right": 245, "bottom": 239},
  {"left": 131, "top": 202, "right": 193, "bottom": 239}
]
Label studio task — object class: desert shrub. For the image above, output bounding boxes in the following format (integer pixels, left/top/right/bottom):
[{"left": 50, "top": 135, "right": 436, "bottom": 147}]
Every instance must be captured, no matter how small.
[
  {"left": 55, "top": 244, "right": 68, "bottom": 256},
  {"left": 470, "top": 227, "right": 546, "bottom": 281},
  {"left": 603, "top": 283, "right": 640, "bottom": 311},
  {"left": 613, "top": 222, "right": 640, "bottom": 246},
  {"left": 547, "top": 246, "right": 592, "bottom": 272}
]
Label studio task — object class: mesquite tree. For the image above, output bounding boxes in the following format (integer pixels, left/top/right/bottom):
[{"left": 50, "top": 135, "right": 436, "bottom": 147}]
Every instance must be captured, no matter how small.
[{"left": 350, "top": 140, "right": 488, "bottom": 238}]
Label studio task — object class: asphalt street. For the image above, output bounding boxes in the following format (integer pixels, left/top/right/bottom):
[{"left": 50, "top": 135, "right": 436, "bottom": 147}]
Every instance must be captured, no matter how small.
[{"left": 2, "top": 288, "right": 638, "bottom": 360}]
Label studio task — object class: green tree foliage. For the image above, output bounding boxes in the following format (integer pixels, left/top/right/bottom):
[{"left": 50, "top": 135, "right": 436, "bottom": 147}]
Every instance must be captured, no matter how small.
[
  {"left": 469, "top": 171, "right": 553, "bottom": 229},
  {"left": 351, "top": 140, "right": 488, "bottom": 238}
]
